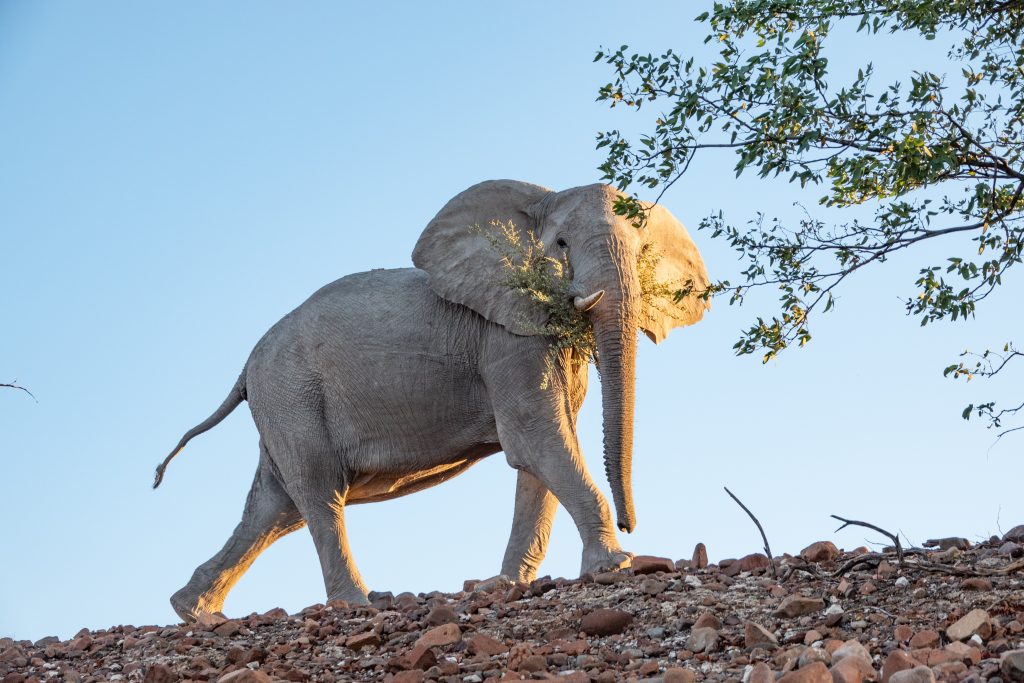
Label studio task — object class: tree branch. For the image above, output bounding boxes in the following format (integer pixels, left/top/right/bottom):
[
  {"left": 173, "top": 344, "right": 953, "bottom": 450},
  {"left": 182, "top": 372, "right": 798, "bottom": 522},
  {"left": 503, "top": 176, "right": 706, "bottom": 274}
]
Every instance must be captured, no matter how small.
[
  {"left": 1, "top": 381, "right": 37, "bottom": 402},
  {"left": 832, "top": 515, "right": 904, "bottom": 566},
  {"left": 724, "top": 487, "right": 778, "bottom": 579}
]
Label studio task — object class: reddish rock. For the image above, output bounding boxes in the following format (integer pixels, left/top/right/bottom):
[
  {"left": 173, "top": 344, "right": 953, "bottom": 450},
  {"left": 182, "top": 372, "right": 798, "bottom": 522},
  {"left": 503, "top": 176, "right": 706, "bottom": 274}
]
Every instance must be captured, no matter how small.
[
  {"left": 560, "top": 673, "right": 590, "bottom": 683},
  {"left": 517, "top": 654, "right": 547, "bottom": 672},
  {"left": 1003, "top": 525, "right": 1024, "bottom": 542},
  {"left": 960, "top": 578, "right": 993, "bottom": 591},
  {"left": 694, "top": 612, "right": 723, "bottom": 630},
  {"left": 779, "top": 661, "right": 833, "bottom": 683},
  {"left": 345, "top": 631, "right": 380, "bottom": 649},
  {"left": 801, "top": 541, "right": 841, "bottom": 563},
  {"left": 888, "top": 668, "right": 935, "bottom": 683},
  {"left": 775, "top": 595, "right": 826, "bottom": 618},
  {"left": 195, "top": 612, "right": 228, "bottom": 630},
  {"left": 691, "top": 543, "right": 709, "bottom": 569},
  {"left": 581, "top": 608, "right": 633, "bottom": 636},
  {"left": 404, "top": 644, "right": 437, "bottom": 670},
  {"left": 392, "top": 672, "right": 425, "bottom": 683},
  {"left": 893, "top": 625, "right": 913, "bottom": 642},
  {"left": 800, "top": 648, "right": 832, "bottom": 668},
  {"left": 909, "top": 630, "right": 939, "bottom": 649},
  {"left": 882, "top": 651, "right": 921, "bottom": 683},
  {"left": 467, "top": 633, "right": 507, "bottom": 657},
  {"left": 637, "top": 661, "right": 660, "bottom": 676},
  {"left": 143, "top": 664, "right": 178, "bottom": 683},
  {"left": 665, "top": 668, "right": 697, "bottom": 683},
  {"left": 749, "top": 662, "right": 775, "bottom": 683},
  {"left": 425, "top": 604, "right": 458, "bottom": 626},
  {"left": 943, "top": 641, "right": 981, "bottom": 665},
  {"left": 946, "top": 609, "right": 992, "bottom": 641},
  {"left": 832, "top": 640, "right": 872, "bottom": 668},
  {"left": 924, "top": 538, "right": 971, "bottom": 551},
  {"left": 831, "top": 658, "right": 869, "bottom": 683},
  {"left": 261, "top": 607, "right": 288, "bottom": 620},
  {"left": 67, "top": 636, "right": 91, "bottom": 652},
  {"left": 216, "top": 671, "right": 272, "bottom": 683},
  {"left": 593, "top": 571, "right": 628, "bottom": 585},
  {"left": 632, "top": 555, "right": 675, "bottom": 575},
  {"left": 745, "top": 621, "right": 779, "bottom": 649},
  {"left": 474, "top": 574, "right": 512, "bottom": 593},
  {"left": 213, "top": 620, "right": 240, "bottom": 638},
  {"left": 832, "top": 653, "right": 877, "bottom": 683},
  {"left": 414, "top": 622, "right": 461, "bottom": 649}
]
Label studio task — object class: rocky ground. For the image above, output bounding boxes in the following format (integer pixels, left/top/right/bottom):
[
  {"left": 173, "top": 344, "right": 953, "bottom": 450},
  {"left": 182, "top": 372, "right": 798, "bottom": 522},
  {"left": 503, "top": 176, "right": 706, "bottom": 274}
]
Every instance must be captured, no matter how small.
[{"left": 4, "top": 527, "right": 1024, "bottom": 683}]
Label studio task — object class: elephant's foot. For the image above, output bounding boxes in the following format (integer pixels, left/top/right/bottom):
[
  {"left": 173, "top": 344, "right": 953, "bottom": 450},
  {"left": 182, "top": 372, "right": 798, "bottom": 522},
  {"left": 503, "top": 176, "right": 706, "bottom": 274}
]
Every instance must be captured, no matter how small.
[
  {"left": 581, "top": 544, "right": 633, "bottom": 576},
  {"left": 327, "top": 587, "right": 371, "bottom": 607},
  {"left": 170, "top": 585, "right": 224, "bottom": 624},
  {"left": 504, "top": 564, "right": 539, "bottom": 585}
]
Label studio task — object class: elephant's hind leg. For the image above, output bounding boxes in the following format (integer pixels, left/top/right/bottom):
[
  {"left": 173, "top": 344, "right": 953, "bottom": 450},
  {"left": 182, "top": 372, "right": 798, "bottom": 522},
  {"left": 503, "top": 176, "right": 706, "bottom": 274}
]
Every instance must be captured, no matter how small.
[
  {"left": 500, "top": 470, "right": 558, "bottom": 583},
  {"left": 292, "top": 483, "right": 371, "bottom": 606},
  {"left": 170, "top": 456, "right": 303, "bottom": 622}
]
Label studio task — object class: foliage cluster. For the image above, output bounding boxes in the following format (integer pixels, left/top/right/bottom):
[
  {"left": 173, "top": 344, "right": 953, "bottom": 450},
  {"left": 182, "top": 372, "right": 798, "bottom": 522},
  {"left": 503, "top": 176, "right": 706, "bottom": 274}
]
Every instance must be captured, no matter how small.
[
  {"left": 595, "top": 0, "right": 1024, "bottom": 436},
  {"left": 475, "top": 221, "right": 677, "bottom": 386},
  {"left": 474, "top": 220, "right": 597, "bottom": 368}
]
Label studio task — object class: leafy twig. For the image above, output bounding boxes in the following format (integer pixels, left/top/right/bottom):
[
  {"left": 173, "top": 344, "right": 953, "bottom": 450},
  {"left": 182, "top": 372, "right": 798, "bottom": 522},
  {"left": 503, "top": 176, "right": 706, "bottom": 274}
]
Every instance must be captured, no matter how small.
[{"left": 724, "top": 486, "right": 777, "bottom": 579}]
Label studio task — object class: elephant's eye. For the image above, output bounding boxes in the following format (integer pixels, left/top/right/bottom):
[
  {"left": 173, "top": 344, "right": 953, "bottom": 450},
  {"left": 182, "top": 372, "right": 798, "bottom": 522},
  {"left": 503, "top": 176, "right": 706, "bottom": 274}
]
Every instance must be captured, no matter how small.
[{"left": 556, "top": 238, "right": 568, "bottom": 249}]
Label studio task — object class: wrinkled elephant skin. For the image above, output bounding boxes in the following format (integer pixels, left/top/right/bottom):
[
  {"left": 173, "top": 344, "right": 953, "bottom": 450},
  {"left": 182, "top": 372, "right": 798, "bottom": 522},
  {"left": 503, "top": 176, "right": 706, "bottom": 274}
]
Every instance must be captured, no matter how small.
[{"left": 157, "top": 180, "right": 709, "bottom": 622}]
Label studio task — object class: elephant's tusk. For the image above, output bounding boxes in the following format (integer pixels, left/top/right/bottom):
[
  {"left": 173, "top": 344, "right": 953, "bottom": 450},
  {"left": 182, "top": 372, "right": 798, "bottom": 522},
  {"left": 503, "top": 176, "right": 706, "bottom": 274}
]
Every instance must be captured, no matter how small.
[{"left": 573, "top": 290, "right": 605, "bottom": 312}]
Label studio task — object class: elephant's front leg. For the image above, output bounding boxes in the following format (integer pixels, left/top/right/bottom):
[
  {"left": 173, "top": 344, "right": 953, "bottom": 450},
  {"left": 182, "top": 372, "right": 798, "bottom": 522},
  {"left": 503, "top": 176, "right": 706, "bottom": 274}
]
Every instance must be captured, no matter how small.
[
  {"left": 495, "top": 419, "right": 631, "bottom": 577},
  {"left": 500, "top": 470, "right": 558, "bottom": 583}
]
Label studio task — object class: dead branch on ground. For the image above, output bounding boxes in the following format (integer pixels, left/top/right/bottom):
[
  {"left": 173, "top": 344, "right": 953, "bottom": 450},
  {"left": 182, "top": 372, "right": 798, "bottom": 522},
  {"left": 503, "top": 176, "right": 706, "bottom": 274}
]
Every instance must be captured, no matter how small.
[
  {"left": 832, "top": 515, "right": 904, "bottom": 566},
  {"left": 724, "top": 486, "right": 777, "bottom": 579}
]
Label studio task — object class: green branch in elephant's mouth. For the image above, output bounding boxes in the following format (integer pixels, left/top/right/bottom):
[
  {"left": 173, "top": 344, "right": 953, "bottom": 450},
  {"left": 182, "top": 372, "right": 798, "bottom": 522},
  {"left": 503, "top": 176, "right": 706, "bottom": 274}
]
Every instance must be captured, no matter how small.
[
  {"left": 473, "top": 221, "right": 597, "bottom": 375},
  {"left": 473, "top": 220, "right": 689, "bottom": 388}
]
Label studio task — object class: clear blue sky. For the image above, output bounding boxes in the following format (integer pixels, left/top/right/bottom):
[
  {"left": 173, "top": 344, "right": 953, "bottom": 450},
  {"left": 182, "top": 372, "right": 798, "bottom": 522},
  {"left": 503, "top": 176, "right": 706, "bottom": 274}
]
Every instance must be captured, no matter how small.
[{"left": 1, "top": 2, "right": 1019, "bottom": 641}]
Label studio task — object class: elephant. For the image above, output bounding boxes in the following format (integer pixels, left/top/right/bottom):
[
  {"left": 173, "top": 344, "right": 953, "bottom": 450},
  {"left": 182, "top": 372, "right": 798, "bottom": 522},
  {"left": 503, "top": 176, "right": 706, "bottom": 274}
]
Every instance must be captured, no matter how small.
[{"left": 155, "top": 179, "right": 709, "bottom": 622}]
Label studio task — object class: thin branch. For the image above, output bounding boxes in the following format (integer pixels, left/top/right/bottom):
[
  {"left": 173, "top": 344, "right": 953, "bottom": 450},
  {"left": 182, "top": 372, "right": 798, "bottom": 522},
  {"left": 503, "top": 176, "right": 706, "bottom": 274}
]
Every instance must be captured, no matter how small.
[
  {"left": 1, "top": 381, "right": 37, "bottom": 402},
  {"left": 724, "top": 486, "right": 777, "bottom": 579},
  {"left": 832, "top": 514, "right": 904, "bottom": 566}
]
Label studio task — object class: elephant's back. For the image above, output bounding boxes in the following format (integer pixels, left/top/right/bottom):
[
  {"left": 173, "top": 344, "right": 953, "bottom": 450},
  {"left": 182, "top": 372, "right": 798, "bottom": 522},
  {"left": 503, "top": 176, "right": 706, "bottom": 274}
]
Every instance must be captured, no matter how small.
[
  {"left": 243, "top": 267, "right": 498, "bottom": 456},
  {"left": 244, "top": 267, "right": 486, "bottom": 384},
  {"left": 304, "top": 267, "right": 436, "bottom": 319}
]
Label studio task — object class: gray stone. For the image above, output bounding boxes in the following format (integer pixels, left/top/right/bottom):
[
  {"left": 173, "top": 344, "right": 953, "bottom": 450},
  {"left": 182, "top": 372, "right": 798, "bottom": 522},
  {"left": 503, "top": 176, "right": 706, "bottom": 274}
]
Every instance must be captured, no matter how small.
[
  {"left": 1002, "top": 650, "right": 1024, "bottom": 682},
  {"left": 686, "top": 626, "right": 719, "bottom": 653},
  {"left": 888, "top": 667, "right": 936, "bottom": 683}
]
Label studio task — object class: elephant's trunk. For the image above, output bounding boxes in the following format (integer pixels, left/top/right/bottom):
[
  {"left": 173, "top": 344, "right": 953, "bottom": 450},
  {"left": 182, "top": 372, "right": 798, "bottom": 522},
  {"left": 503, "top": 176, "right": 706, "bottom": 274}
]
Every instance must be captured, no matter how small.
[{"left": 588, "top": 251, "right": 640, "bottom": 534}]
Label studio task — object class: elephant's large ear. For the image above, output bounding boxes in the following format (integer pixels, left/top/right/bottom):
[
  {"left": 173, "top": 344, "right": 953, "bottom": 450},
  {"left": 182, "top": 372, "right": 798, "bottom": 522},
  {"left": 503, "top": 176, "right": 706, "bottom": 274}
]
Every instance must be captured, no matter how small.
[
  {"left": 412, "top": 179, "right": 554, "bottom": 335},
  {"left": 639, "top": 204, "right": 711, "bottom": 344}
]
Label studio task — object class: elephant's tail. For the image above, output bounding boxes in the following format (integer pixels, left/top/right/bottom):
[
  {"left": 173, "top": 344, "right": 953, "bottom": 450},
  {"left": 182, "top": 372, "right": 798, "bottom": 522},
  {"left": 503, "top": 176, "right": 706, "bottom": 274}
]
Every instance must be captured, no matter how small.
[{"left": 153, "top": 374, "right": 247, "bottom": 489}]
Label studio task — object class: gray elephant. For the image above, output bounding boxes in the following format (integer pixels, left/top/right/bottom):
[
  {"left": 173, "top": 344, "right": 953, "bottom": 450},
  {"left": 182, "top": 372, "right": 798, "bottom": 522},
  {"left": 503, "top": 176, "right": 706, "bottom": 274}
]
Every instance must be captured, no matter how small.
[{"left": 155, "top": 179, "right": 709, "bottom": 622}]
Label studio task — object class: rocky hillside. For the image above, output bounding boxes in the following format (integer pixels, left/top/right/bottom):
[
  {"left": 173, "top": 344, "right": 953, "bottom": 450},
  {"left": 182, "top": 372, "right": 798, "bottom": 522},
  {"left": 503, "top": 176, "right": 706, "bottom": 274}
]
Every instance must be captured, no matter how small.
[{"left": 3, "top": 527, "right": 1024, "bottom": 683}]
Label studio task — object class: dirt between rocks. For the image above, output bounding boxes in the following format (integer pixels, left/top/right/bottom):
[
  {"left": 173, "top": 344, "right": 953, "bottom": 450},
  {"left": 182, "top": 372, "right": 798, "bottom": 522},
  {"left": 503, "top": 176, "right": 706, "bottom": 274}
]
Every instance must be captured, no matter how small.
[{"left": 3, "top": 528, "right": 1024, "bottom": 683}]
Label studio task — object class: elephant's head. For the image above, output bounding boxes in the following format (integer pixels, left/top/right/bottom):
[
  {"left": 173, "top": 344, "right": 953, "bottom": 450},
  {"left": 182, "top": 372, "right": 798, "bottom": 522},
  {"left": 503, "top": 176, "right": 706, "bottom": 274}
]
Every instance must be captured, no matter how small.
[{"left": 412, "top": 180, "right": 709, "bottom": 533}]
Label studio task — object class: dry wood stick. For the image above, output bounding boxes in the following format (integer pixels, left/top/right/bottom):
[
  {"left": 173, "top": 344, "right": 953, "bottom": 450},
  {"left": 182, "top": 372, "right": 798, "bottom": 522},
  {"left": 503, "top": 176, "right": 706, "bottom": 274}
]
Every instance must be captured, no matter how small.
[
  {"left": 724, "top": 486, "right": 777, "bottom": 579},
  {"left": 831, "top": 515, "right": 904, "bottom": 566},
  {"left": 1, "top": 381, "right": 36, "bottom": 402}
]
